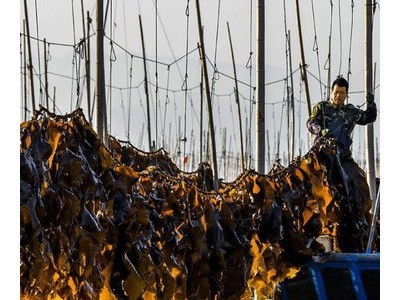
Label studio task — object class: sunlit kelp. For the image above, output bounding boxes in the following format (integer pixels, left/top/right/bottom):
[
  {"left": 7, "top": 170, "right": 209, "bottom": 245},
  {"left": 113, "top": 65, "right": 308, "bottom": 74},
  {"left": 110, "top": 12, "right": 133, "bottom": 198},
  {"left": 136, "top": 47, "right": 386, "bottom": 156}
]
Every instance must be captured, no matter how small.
[{"left": 20, "top": 108, "right": 378, "bottom": 299}]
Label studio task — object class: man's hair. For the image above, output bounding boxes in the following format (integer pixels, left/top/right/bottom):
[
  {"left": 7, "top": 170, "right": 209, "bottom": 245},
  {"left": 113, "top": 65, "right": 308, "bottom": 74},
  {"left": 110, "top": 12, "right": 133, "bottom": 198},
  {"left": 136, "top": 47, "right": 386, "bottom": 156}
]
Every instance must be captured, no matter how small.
[{"left": 332, "top": 76, "right": 349, "bottom": 93}]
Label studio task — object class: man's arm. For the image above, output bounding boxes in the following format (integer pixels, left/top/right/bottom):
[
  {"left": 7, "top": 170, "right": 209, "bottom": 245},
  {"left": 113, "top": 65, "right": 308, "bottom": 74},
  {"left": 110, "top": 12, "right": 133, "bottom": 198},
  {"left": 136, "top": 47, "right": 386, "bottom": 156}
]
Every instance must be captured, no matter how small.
[
  {"left": 356, "top": 93, "right": 377, "bottom": 125},
  {"left": 307, "top": 103, "right": 323, "bottom": 135}
]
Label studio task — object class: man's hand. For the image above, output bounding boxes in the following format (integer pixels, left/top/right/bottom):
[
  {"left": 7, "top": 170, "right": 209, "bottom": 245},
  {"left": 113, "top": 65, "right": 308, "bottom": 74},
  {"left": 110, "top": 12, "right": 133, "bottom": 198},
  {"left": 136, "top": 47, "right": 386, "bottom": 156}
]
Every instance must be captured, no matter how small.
[
  {"left": 366, "top": 92, "right": 375, "bottom": 104},
  {"left": 309, "top": 123, "right": 321, "bottom": 135},
  {"left": 321, "top": 128, "right": 330, "bottom": 137}
]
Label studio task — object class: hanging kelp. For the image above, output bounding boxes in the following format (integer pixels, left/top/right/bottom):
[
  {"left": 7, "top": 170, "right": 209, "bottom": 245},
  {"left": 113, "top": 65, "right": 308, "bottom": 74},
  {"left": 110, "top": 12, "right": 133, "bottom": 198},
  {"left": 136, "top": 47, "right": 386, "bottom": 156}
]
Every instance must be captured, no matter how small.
[{"left": 20, "top": 108, "right": 378, "bottom": 299}]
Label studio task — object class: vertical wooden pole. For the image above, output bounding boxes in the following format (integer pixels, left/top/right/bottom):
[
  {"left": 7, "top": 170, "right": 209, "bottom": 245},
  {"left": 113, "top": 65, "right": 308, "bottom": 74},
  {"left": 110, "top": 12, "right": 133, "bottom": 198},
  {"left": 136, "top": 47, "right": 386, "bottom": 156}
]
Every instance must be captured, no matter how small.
[
  {"left": 286, "top": 69, "right": 291, "bottom": 162},
  {"left": 365, "top": 0, "right": 376, "bottom": 202},
  {"left": 23, "top": 0, "right": 36, "bottom": 115},
  {"left": 256, "top": 0, "right": 266, "bottom": 173},
  {"left": 222, "top": 127, "right": 227, "bottom": 179},
  {"left": 52, "top": 87, "right": 56, "bottom": 114},
  {"left": 206, "top": 130, "right": 210, "bottom": 163},
  {"left": 168, "top": 122, "right": 172, "bottom": 153},
  {"left": 288, "top": 31, "right": 296, "bottom": 160},
  {"left": 375, "top": 137, "right": 379, "bottom": 178},
  {"left": 23, "top": 19, "right": 28, "bottom": 120},
  {"left": 245, "top": 116, "right": 249, "bottom": 167},
  {"left": 139, "top": 15, "right": 152, "bottom": 151},
  {"left": 228, "top": 135, "right": 232, "bottom": 177},
  {"left": 266, "top": 129, "right": 271, "bottom": 170},
  {"left": 86, "top": 11, "right": 92, "bottom": 125},
  {"left": 96, "top": 0, "right": 107, "bottom": 143},
  {"left": 294, "top": 0, "right": 312, "bottom": 116},
  {"left": 199, "top": 73, "right": 204, "bottom": 163},
  {"left": 80, "top": 0, "right": 88, "bottom": 117},
  {"left": 178, "top": 116, "right": 182, "bottom": 168},
  {"left": 326, "top": 2, "right": 333, "bottom": 98},
  {"left": 227, "top": 22, "right": 246, "bottom": 172},
  {"left": 276, "top": 130, "right": 281, "bottom": 161},
  {"left": 195, "top": 0, "right": 219, "bottom": 190},
  {"left": 191, "top": 131, "right": 196, "bottom": 170},
  {"left": 155, "top": 0, "right": 159, "bottom": 150},
  {"left": 44, "top": 39, "right": 49, "bottom": 110}
]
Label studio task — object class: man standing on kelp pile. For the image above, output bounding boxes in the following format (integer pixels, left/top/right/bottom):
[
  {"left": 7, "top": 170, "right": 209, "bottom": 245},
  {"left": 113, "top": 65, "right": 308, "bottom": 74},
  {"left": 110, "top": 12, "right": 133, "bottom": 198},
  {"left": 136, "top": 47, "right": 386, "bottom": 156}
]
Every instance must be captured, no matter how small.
[{"left": 306, "top": 76, "right": 377, "bottom": 252}]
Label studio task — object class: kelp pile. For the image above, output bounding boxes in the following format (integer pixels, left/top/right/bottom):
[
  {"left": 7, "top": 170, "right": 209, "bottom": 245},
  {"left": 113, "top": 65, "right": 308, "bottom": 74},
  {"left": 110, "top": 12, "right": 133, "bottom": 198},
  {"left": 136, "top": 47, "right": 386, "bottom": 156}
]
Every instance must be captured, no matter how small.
[{"left": 20, "top": 108, "right": 377, "bottom": 299}]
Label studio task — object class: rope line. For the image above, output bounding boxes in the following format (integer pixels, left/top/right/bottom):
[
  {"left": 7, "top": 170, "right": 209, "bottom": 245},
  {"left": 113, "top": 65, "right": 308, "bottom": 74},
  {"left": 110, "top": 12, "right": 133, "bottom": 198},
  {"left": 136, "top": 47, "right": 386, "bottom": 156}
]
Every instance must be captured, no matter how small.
[
  {"left": 74, "top": 40, "right": 86, "bottom": 110},
  {"left": 306, "top": 68, "right": 328, "bottom": 88},
  {"left": 21, "top": 32, "right": 201, "bottom": 75},
  {"left": 323, "top": 0, "right": 334, "bottom": 98},
  {"left": 210, "top": 0, "right": 222, "bottom": 103},
  {"left": 310, "top": 0, "right": 324, "bottom": 101},
  {"left": 40, "top": 66, "right": 304, "bottom": 96},
  {"left": 29, "top": 66, "right": 63, "bottom": 115},
  {"left": 19, "top": 33, "right": 77, "bottom": 47},
  {"left": 151, "top": 0, "right": 191, "bottom": 94},
  {"left": 120, "top": 88, "right": 128, "bottom": 139},
  {"left": 347, "top": 0, "right": 354, "bottom": 85}
]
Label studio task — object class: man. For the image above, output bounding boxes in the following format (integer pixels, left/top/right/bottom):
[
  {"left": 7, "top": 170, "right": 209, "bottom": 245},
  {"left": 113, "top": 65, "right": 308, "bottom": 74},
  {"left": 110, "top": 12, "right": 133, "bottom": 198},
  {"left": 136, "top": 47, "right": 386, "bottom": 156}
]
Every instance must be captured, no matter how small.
[{"left": 306, "top": 76, "right": 377, "bottom": 252}]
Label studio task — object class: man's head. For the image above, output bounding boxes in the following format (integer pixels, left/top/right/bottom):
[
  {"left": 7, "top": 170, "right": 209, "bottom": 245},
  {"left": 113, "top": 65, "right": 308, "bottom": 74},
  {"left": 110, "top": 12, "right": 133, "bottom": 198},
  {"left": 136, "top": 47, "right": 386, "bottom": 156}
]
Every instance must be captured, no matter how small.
[{"left": 331, "top": 77, "right": 348, "bottom": 106}]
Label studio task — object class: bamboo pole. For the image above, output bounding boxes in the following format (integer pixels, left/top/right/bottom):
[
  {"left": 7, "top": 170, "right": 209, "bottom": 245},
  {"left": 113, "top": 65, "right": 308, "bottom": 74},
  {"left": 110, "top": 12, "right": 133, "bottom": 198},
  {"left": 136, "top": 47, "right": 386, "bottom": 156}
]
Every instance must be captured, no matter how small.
[
  {"left": 375, "top": 138, "right": 379, "bottom": 178},
  {"left": 199, "top": 73, "right": 204, "bottom": 163},
  {"left": 178, "top": 116, "right": 182, "bottom": 168},
  {"left": 256, "top": 0, "right": 266, "bottom": 173},
  {"left": 365, "top": 0, "right": 376, "bottom": 202},
  {"left": 23, "top": 20, "right": 28, "bottom": 121},
  {"left": 155, "top": 0, "right": 159, "bottom": 151},
  {"left": 195, "top": 0, "right": 219, "bottom": 190},
  {"left": 79, "top": 0, "right": 87, "bottom": 116},
  {"left": 227, "top": 22, "right": 246, "bottom": 173},
  {"left": 139, "top": 15, "right": 152, "bottom": 152},
  {"left": 23, "top": 0, "right": 36, "bottom": 115},
  {"left": 284, "top": 26, "right": 290, "bottom": 162},
  {"left": 191, "top": 131, "right": 196, "bottom": 170},
  {"left": 96, "top": 0, "right": 107, "bottom": 143},
  {"left": 86, "top": 11, "right": 92, "bottom": 125},
  {"left": 245, "top": 116, "right": 249, "bottom": 168},
  {"left": 288, "top": 31, "right": 295, "bottom": 160},
  {"left": 44, "top": 39, "right": 49, "bottom": 110},
  {"left": 168, "top": 122, "right": 172, "bottom": 153},
  {"left": 206, "top": 130, "right": 210, "bottom": 168},
  {"left": 286, "top": 68, "right": 291, "bottom": 162},
  {"left": 228, "top": 135, "right": 232, "bottom": 179},
  {"left": 294, "top": 0, "right": 312, "bottom": 116},
  {"left": 20, "top": 30, "right": 23, "bottom": 119},
  {"left": 276, "top": 130, "right": 281, "bottom": 161},
  {"left": 222, "top": 127, "right": 227, "bottom": 179},
  {"left": 366, "top": 188, "right": 380, "bottom": 253},
  {"left": 326, "top": 41, "right": 331, "bottom": 98},
  {"left": 267, "top": 129, "right": 271, "bottom": 170},
  {"left": 53, "top": 87, "right": 56, "bottom": 114}
]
